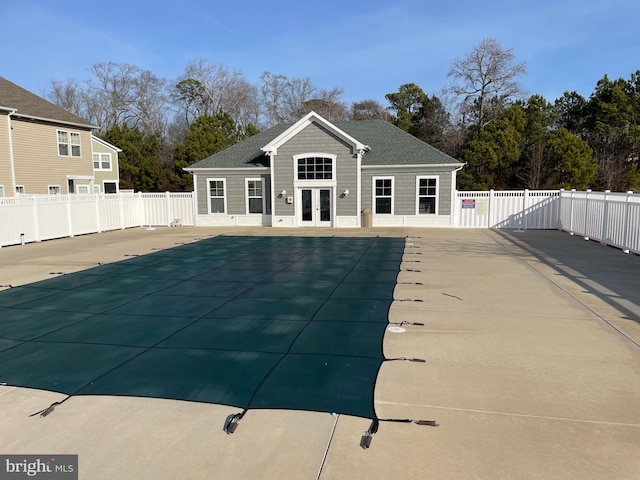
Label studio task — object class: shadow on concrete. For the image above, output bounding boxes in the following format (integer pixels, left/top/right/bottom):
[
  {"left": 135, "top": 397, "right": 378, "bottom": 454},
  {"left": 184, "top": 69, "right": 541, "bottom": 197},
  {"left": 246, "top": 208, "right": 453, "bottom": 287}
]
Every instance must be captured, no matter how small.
[{"left": 494, "top": 229, "right": 640, "bottom": 327}]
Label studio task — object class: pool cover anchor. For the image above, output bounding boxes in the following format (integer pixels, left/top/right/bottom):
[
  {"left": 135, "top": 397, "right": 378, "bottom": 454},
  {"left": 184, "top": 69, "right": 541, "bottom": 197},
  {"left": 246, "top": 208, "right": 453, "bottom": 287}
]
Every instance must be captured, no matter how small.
[
  {"left": 387, "top": 357, "right": 427, "bottom": 363},
  {"left": 223, "top": 411, "right": 245, "bottom": 435},
  {"left": 29, "top": 399, "right": 65, "bottom": 418},
  {"left": 361, "top": 418, "right": 439, "bottom": 449},
  {"left": 389, "top": 321, "right": 425, "bottom": 326}
]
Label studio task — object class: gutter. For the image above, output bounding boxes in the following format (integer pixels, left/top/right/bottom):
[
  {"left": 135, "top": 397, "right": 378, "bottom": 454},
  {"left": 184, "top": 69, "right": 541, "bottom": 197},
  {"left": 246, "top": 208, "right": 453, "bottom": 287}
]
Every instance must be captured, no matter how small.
[{"left": 11, "top": 111, "right": 97, "bottom": 130}]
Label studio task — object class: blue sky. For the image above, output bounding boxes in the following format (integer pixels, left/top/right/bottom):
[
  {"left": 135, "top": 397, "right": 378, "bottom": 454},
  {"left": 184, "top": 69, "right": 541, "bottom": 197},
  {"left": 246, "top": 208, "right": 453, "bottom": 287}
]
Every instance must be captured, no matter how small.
[{"left": 2, "top": 0, "right": 639, "bottom": 107}]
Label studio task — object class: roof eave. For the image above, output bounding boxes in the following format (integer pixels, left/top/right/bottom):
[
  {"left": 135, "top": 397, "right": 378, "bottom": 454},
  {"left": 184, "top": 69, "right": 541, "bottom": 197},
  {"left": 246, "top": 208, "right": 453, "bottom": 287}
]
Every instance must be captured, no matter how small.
[
  {"left": 261, "top": 111, "right": 366, "bottom": 155},
  {"left": 12, "top": 112, "right": 97, "bottom": 130}
]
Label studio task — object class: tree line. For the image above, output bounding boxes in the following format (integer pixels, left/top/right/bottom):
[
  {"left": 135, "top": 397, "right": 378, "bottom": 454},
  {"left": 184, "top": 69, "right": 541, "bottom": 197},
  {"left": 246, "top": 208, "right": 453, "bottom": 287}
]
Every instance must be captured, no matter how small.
[{"left": 46, "top": 39, "right": 640, "bottom": 192}]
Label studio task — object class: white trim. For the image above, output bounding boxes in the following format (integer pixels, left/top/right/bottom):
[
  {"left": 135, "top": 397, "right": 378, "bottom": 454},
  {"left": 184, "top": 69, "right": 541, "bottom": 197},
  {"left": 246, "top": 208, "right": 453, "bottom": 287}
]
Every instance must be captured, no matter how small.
[
  {"left": 66, "top": 175, "right": 93, "bottom": 180},
  {"left": 292, "top": 153, "right": 337, "bottom": 183},
  {"left": 7, "top": 111, "right": 16, "bottom": 196},
  {"left": 15, "top": 185, "right": 25, "bottom": 195},
  {"left": 185, "top": 167, "right": 270, "bottom": 174},
  {"left": 245, "top": 177, "right": 266, "bottom": 215},
  {"left": 356, "top": 150, "right": 362, "bottom": 227},
  {"left": 372, "top": 176, "right": 394, "bottom": 215},
  {"left": 12, "top": 112, "right": 96, "bottom": 130},
  {"left": 76, "top": 185, "right": 90, "bottom": 194},
  {"left": 0, "top": 185, "right": 4, "bottom": 197},
  {"left": 295, "top": 187, "right": 334, "bottom": 227},
  {"left": 57, "top": 129, "right": 82, "bottom": 158},
  {"left": 48, "top": 185, "right": 61, "bottom": 195},
  {"left": 207, "top": 178, "right": 228, "bottom": 214},
  {"left": 268, "top": 153, "right": 276, "bottom": 224},
  {"left": 415, "top": 176, "right": 439, "bottom": 215},
  {"left": 92, "top": 152, "right": 112, "bottom": 171},
  {"left": 92, "top": 135, "right": 122, "bottom": 152},
  {"left": 261, "top": 111, "right": 368, "bottom": 155},
  {"left": 362, "top": 163, "right": 462, "bottom": 170},
  {"left": 373, "top": 215, "right": 453, "bottom": 227}
]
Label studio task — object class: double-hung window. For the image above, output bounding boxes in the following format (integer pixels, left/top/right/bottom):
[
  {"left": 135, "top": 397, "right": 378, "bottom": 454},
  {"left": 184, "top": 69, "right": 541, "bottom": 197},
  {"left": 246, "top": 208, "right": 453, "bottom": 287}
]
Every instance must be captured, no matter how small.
[
  {"left": 208, "top": 179, "right": 226, "bottom": 214},
  {"left": 0, "top": 186, "right": 4, "bottom": 197},
  {"left": 246, "top": 179, "right": 264, "bottom": 214},
  {"left": 93, "top": 153, "right": 111, "bottom": 170},
  {"left": 48, "top": 185, "right": 60, "bottom": 195},
  {"left": 374, "top": 177, "right": 393, "bottom": 214},
  {"left": 417, "top": 177, "right": 438, "bottom": 214},
  {"left": 58, "top": 130, "right": 81, "bottom": 157}
]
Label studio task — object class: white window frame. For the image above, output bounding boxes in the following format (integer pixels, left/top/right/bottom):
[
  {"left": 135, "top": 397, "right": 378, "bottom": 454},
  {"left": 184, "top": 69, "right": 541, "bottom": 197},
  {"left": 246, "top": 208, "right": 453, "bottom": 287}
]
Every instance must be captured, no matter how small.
[
  {"left": 293, "top": 153, "right": 337, "bottom": 186},
  {"left": 372, "top": 176, "right": 394, "bottom": 215},
  {"left": 57, "top": 130, "right": 81, "bottom": 157},
  {"left": 15, "top": 185, "right": 25, "bottom": 195},
  {"left": 207, "top": 178, "right": 227, "bottom": 214},
  {"left": 416, "top": 176, "right": 439, "bottom": 215},
  {"left": 77, "top": 185, "right": 90, "bottom": 194},
  {"left": 93, "top": 185, "right": 101, "bottom": 193},
  {"left": 0, "top": 185, "right": 4, "bottom": 197},
  {"left": 48, "top": 185, "right": 61, "bottom": 195},
  {"left": 92, "top": 152, "right": 112, "bottom": 170},
  {"left": 245, "top": 178, "right": 265, "bottom": 215}
]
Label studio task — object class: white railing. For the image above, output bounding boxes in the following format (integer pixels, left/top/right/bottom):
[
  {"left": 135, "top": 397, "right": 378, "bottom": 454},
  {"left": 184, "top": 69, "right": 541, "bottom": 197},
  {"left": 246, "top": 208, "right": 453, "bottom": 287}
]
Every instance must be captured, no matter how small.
[
  {"left": 0, "top": 192, "right": 195, "bottom": 247},
  {"left": 454, "top": 190, "right": 561, "bottom": 229},
  {"left": 559, "top": 190, "right": 640, "bottom": 255}
]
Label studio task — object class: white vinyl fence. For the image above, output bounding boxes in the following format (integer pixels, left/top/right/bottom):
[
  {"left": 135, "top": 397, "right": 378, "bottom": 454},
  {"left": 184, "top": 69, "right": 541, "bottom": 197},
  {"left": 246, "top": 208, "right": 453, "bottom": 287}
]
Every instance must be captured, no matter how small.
[
  {"left": 2, "top": 189, "right": 639, "bottom": 254},
  {"left": 454, "top": 190, "right": 561, "bottom": 229},
  {"left": 0, "top": 192, "right": 195, "bottom": 247},
  {"left": 559, "top": 190, "right": 640, "bottom": 255}
]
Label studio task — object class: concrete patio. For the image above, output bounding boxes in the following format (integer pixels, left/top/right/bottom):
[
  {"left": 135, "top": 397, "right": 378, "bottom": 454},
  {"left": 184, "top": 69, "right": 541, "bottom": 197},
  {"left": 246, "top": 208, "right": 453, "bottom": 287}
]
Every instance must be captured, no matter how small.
[{"left": 1, "top": 226, "right": 638, "bottom": 479}]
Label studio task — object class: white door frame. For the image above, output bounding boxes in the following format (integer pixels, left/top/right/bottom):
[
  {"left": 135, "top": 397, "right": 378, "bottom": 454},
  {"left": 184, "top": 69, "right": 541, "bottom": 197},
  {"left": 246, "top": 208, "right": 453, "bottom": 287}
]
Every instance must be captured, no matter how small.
[{"left": 296, "top": 187, "right": 334, "bottom": 227}]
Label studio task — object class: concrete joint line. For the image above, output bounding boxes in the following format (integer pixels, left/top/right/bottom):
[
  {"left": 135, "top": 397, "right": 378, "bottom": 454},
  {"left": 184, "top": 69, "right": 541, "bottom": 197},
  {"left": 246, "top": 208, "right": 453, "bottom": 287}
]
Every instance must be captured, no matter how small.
[
  {"left": 315, "top": 414, "right": 339, "bottom": 480},
  {"left": 376, "top": 401, "right": 640, "bottom": 428}
]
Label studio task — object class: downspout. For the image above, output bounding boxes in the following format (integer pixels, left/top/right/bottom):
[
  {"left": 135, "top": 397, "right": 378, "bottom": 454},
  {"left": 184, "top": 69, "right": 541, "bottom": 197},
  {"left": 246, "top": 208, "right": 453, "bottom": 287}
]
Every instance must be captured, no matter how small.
[
  {"left": 268, "top": 152, "right": 275, "bottom": 226},
  {"left": 356, "top": 148, "right": 367, "bottom": 227},
  {"left": 7, "top": 110, "right": 17, "bottom": 195},
  {"left": 451, "top": 164, "right": 465, "bottom": 227}
]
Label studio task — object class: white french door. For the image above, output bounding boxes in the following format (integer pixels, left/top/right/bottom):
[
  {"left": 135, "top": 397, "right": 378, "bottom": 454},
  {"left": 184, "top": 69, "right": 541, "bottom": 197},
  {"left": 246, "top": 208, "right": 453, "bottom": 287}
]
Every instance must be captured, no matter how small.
[{"left": 299, "top": 188, "right": 332, "bottom": 227}]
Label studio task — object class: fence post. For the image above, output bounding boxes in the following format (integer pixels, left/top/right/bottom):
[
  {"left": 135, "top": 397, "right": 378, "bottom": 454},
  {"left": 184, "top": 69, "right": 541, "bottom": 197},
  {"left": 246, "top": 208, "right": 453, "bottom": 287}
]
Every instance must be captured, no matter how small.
[
  {"left": 119, "top": 193, "right": 125, "bottom": 230},
  {"left": 66, "top": 195, "right": 74, "bottom": 238},
  {"left": 569, "top": 189, "right": 576, "bottom": 235},
  {"left": 488, "top": 189, "right": 494, "bottom": 228},
  {"left": 583, "top": 189, "right": 591, "bottom": 240},
  {"left": 522, "top": 189, "right": 529, "bottom": 231},
  {"left": 601, "top": 190, "right": 610, "bottom": 246},
  {"left": 622, "top": 190, "right": 633, "bottom": 254},
  {"left": 165, "top": 191, "right": 172, "bottom": 227},
  {"left": 95, "top": 194, "right": 102, "bottom": 233},
  {"left": 558, "top": 189, "right": 564, "bottom": 230},
  {"left": 192, "top": 191, "right": 197, "bottom": 226}
]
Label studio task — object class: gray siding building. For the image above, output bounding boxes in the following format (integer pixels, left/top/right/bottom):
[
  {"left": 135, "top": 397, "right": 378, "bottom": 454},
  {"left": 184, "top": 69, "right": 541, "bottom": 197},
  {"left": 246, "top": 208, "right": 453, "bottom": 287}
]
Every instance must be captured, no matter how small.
[{"left": 185, "top": 112, "right": 464, "bottom": 228}]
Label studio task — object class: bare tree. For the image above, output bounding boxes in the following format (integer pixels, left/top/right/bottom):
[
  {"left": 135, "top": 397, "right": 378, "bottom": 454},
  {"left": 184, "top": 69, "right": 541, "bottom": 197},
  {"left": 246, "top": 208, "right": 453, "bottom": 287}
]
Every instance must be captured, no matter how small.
[
  {"left": 84, "top": 62, "right": 168, "bottom": 135},
  {"left": 172, "top": 59, "right": 259, "bottom": 128},
  {"left": 446, "top": 38, "right": 527, "bottom": 130},
  {"left": 259, "top": 72, "right": 346, "bottom": 126},
  {"left": 45, "top": 79, "right": 88, "bottom": 120}
]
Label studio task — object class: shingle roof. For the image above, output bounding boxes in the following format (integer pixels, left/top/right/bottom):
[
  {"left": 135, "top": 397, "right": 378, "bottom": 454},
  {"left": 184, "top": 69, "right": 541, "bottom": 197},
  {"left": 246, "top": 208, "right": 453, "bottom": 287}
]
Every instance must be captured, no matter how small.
[
  {"left": 187, "top": 118, "right": 461, "bottom": 169},
  {"left": 0, "top": 77, "right": 95, "bottom": 128},
  {"left": 338, "top": 120, "right": 462, "bottom": 166},
  {"left": 186, "top": 123, "right": 289, "bottom": 169}
]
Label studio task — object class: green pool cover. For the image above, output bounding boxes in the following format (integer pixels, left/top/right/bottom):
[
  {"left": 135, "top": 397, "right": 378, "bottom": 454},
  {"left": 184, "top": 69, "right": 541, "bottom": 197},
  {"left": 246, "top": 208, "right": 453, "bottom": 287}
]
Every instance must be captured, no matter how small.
[{"left": 0, "top": 236, "right": 405, "bottom": 420}]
